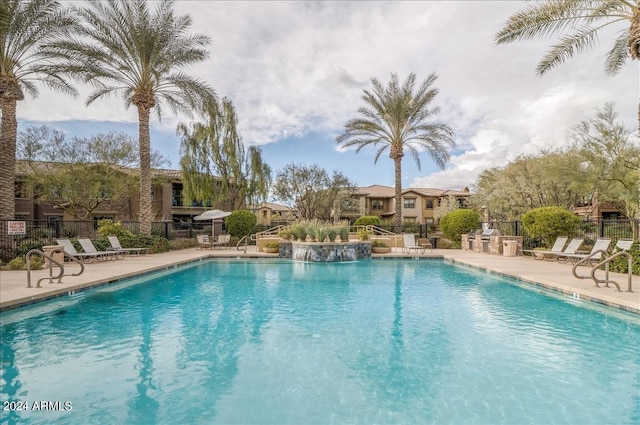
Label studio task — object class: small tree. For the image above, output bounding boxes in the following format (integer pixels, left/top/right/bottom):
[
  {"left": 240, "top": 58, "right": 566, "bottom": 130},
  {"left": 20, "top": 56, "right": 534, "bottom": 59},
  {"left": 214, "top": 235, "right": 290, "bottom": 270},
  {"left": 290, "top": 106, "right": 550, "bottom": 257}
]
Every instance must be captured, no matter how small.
[
  {"left": 272, "top": 163, "right": 357, "bottom": 221},
  {"left": 522, "top": 206, "right": 582, "bottom": 248},
  {"left": 225, "top": 210, "right": 256, "bottom": 238},
  {"left": 18, "top": 126, "right": 168, "bottom": 220},
  {"left": 440, "top": 209, "right": 480, "bottom": 247},
  {"left": 433, "top": 195, "right": 460, "bottom": 222}
]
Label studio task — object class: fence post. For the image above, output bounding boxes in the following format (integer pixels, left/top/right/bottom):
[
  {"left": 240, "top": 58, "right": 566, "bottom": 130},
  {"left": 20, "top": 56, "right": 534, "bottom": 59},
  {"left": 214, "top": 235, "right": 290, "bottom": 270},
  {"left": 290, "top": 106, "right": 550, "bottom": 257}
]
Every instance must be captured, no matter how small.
[
  {"left": 599, "top": 219, "right": 605, "bottom": 238},
  {"left": 55, "top": 219, "right": 61, "bottom": 238}
]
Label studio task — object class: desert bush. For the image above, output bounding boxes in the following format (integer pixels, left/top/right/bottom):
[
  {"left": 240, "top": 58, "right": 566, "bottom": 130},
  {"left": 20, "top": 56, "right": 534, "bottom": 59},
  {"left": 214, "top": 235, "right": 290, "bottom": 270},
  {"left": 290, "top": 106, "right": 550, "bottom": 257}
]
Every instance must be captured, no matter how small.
[
  {"left": 522, "top": 207, "right": 581, "bottom": 248},
  {"left": 8, "top": 257, "right": 26, "bottom": 270},
  {"left": 440, "top": 209, "right": 480, "bottom": 248},
  {"left": 607, "top": 241, "right": 640, "bottom": 275},
  {"left": 14, "top": 239, "right": 46, "bottom": 258},
  {"left": 97, "top": 219, "right": 134, "bottom": 238},
  {"left": 169, "top": 238, "right": 199, "bottom": 250}
]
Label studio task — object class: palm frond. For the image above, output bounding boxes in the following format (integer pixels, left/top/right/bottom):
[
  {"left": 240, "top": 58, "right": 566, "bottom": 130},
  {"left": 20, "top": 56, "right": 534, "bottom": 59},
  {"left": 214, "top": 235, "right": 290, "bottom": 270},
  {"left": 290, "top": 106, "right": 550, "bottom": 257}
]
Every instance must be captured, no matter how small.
[{"left": 605, "top": 32, "right": 630, "bottom": 75}]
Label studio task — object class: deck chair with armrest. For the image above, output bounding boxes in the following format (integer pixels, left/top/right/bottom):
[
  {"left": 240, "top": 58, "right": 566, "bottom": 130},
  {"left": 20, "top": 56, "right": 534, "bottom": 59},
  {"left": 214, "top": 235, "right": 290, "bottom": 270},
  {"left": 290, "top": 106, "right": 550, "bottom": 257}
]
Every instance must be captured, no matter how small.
[
  {"left": 521, "top": 236, "right": 568, "bottom": 260},
  {"left": 56, "top": 238, "right": 101, "bottom": 263},
  {"left": 108, "top": 235, "right": 149, "bottom": 256},
  {"left": 78, "top": 238, "right": 124, "bottom": 261},
  {"left": 559, "top": 238, "right": 611, "bottom": 265},
  {"left": 211, "top": 234, "right": 231, "bottom": 249},
  {"left": 402, "top": 233, "right": 425, "bottom": 254},
  {"left": 196, "top": 234, "right": 212, "bottom": 250}
]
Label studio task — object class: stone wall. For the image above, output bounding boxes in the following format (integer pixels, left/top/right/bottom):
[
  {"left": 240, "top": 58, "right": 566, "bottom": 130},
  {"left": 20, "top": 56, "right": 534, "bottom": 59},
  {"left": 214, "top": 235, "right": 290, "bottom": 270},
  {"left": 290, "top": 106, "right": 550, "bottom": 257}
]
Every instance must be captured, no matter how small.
[
  {"left": 278, "top": 241, "right": 371, "bottom": 261},
  {"left": 461, "top": 235, "right": 523, "bottom": 255}
]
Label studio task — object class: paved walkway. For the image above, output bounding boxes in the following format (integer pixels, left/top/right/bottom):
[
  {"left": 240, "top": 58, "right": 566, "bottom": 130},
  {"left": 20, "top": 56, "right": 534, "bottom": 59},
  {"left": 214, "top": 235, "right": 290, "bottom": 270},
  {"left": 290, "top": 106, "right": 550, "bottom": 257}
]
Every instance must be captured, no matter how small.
[{"left": 1, "top": 247, "right": 638, "bottom": 314}]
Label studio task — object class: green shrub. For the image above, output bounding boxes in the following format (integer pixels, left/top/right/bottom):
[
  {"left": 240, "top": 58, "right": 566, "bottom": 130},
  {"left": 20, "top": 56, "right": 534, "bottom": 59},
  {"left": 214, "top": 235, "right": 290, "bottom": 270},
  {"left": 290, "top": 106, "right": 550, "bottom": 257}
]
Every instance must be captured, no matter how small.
[
  {"left": 14, "top": 239, "right": 46, "bottom": 258},
  {"left": 354, "top": 216, "right": 381, "bottom": 226},
  {"left": 522, "top": 207, "right": 581, "bottom": 248},
  {"left": 440, "top": 209, "right": 480, "bottom": 248},
  {"left": 263, "top": 241, "right": 280, "bottom": 249},
  {"left": 7, "top": 256, "right": 43, "bottom": 270},
  {"left": 8, "top": 257, "right": 25, "bottom": 270},
  {"left": 371, "top": 240, "right": 388, "bottom": 248},
  {"left": 97, "top": 219, "right": 134, "bottom": 238},
  {"left": 289, "top": 222, "right": 307, "bottom": 241},
  {"left": 169, "top": 238, "right": 199, "bottom": 250},
  {"left": 225, "top": 210, "right": 257, "bottom": 238},
  {"left": 357, "top": 228, "right": 371, "bottom": 241},
  {"left": 95, "top": 235, "right": 170, "bottom": 254},
  {"left": 607, "top": 242, "right": 640, "bottom": 275}
]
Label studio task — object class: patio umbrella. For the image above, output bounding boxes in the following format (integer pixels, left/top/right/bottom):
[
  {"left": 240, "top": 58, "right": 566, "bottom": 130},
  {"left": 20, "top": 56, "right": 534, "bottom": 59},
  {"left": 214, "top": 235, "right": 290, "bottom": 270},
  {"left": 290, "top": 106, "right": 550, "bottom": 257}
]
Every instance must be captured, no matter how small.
[{"left": 193, "top": 209, "right": 232, "bottom": 239}]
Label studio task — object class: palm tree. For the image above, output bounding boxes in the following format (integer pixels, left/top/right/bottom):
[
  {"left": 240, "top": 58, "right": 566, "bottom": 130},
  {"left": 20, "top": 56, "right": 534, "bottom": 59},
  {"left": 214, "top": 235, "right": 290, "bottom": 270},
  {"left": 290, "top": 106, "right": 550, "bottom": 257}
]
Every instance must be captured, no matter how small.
[
  {"left": 495, "top": 0, "right": 640, "bottom": 132},
  {"left": 57, "top": 0, "right": 216, "bottom": 234},
  {"left": 0, "top": 0, "right": 78, "bottom": 219},
  {"left": 337, "top": 73, "right": 455, "bottom": 233}
]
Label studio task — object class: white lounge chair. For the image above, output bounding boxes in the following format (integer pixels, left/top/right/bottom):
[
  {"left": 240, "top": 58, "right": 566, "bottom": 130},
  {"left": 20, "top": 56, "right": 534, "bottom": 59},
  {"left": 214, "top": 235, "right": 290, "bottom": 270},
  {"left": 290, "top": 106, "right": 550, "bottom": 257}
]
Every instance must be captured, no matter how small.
[
  {"left": 612, "top": 238, "right": 633, "bottom": 253},
  {"left": 402, "top": 233, "right": 425, "bottom": 254},
  {"left": 78, "top": 238, "right": 123, "bottom": 261},
  {"left": 108, "top": 235, "right": 149, "bottom": 256},
  {"left": 56, "top": 238, "right": 101, "bottom": 263},
  {"left": 211, "top": 234, "right": 231, "bottom": 249},
  {"left": 521, "top": 236, "right": 568, "bottom": 260},
  {"left": 559, "top": 238, "right": 611, "bottom": 265}
]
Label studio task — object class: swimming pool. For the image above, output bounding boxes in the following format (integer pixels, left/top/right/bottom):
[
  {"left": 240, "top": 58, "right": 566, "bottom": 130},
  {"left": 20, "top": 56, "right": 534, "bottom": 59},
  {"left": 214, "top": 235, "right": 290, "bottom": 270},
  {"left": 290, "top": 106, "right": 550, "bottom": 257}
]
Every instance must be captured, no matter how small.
[{"left": 1, "top": 259, "right": 639, "bottom": 424}]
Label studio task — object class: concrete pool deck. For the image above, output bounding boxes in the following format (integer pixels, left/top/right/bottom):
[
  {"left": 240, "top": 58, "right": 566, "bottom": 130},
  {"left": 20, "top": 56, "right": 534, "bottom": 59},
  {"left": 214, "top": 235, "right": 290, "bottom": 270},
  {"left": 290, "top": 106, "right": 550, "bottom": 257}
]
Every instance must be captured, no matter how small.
[{"left": 1, "top": 247, "right": 639, "bottom": 314}]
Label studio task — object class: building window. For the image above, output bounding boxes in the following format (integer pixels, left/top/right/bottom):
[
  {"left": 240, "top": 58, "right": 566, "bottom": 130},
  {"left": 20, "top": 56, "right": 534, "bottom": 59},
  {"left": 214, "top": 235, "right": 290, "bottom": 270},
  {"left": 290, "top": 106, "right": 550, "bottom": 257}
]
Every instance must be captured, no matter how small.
[
  {"left": 15, "top": 181, "right": 29, "bottom": 199},
  {"left": 425, "top": 199, "right": 434, "bottom": 209},
  {"left": 403, "top": 198, "right": 416, "bottom": 209},
  {"left": 371, "top": 200, "right": 384, "bottom": 210}
]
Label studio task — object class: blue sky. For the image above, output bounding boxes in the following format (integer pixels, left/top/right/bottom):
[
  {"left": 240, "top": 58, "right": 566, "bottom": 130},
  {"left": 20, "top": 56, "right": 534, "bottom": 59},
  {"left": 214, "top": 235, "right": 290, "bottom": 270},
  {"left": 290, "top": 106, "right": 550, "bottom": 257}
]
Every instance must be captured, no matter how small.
[{"left": 17, "top": 1, "right": 637, "bottom": 191}]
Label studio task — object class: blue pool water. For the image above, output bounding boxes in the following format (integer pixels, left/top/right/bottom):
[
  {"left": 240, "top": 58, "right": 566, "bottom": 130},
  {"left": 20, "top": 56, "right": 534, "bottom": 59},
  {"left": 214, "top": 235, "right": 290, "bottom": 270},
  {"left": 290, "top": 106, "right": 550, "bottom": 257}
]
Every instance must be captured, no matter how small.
[{"left": 1, "top": 259, "right": 639, "bottom": 425}]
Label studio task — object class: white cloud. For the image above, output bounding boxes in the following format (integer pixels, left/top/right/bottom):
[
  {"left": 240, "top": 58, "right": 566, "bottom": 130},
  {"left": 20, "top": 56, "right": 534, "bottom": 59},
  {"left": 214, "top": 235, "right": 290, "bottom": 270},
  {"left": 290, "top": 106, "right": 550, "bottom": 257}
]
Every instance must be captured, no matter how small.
[{"left": 16, "top": 1, "right": 638, "bottom": 190}]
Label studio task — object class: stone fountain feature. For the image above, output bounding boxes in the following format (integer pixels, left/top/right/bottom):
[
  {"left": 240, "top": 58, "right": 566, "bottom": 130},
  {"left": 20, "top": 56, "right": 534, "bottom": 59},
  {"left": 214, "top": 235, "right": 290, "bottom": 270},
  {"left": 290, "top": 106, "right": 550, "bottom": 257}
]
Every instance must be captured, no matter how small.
[{"left": 275, "top": 221, "right": 371, "bottom": 262}]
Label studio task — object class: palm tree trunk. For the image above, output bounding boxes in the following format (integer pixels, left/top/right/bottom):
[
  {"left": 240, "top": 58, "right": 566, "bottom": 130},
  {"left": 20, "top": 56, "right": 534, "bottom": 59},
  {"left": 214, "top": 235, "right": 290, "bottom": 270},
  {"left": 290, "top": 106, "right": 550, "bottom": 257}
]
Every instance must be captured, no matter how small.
[
  {"left": 0, "top": 98, "right": 17, "bottom": 219},
  {"left": 393, "top": 156, "right": 403, "bottom": 234},
  {"left": 137, "top": 106, "right": 152, "bottom": 236}
]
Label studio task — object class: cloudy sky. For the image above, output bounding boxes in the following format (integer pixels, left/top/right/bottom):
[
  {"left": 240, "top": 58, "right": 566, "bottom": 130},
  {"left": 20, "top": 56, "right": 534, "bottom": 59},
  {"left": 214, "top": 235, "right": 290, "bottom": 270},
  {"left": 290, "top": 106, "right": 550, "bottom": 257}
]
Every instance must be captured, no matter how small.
[{"left": 18, "top": 1, "right": 637, "bottom": 191}]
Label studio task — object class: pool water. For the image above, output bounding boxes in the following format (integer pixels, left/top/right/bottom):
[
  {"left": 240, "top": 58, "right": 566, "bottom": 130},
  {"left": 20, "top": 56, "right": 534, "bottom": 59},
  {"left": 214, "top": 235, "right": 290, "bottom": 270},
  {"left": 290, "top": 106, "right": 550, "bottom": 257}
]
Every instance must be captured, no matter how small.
[{"left": 1, "top": 259, "right": 639, "bottom": 424}]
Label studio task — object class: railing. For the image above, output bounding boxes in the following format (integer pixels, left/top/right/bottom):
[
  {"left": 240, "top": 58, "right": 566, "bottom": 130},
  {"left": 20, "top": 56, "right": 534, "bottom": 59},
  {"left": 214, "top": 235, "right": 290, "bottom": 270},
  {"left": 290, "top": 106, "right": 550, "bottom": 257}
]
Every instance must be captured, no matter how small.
[
  {"left": 236, "top": 234, "right": 250, "bottom": 253},
  {"left": 571, "top": 250, "right": 634, "bottom": 292},
  {"left": 26, "top": 248, "right": 85, "bottom": 288}
]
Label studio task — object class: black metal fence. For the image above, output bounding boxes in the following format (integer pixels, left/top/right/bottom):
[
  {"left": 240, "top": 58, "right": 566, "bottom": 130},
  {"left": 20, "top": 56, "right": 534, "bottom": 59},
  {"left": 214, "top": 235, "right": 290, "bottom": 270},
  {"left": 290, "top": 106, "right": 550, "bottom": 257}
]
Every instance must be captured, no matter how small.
[
  {"left": 489, "top": 219, "right": 638, "bottom": 249},
  {"left": 0, "top": 219, "right": 205, "bottom": 263},
  {"left": 1, "top": 218, "right": 637, "bottom": 263}
]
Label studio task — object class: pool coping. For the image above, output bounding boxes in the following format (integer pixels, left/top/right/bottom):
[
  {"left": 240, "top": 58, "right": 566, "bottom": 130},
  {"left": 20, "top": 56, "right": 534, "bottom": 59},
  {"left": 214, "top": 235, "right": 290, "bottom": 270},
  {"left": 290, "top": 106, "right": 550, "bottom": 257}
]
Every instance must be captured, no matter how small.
[{"left": 1, "top": 248, "right": 638, "bottom": 315}]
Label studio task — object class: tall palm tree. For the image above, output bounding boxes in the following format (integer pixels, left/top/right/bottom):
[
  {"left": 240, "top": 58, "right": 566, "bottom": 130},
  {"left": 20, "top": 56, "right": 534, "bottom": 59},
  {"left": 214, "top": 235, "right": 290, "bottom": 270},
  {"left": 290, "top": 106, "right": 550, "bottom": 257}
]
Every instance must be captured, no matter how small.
[
  {"left": 495, "top": 0, "right": 640, "bottom": 132},
  {"left": 337, "top": 73, "right": 455, "bottom": 233},
  {"left": 0, "top": 0, "right": 78, "bottom": 219},
  {"left": 57, "top": 0, "right": 216, "bottom": 234}
]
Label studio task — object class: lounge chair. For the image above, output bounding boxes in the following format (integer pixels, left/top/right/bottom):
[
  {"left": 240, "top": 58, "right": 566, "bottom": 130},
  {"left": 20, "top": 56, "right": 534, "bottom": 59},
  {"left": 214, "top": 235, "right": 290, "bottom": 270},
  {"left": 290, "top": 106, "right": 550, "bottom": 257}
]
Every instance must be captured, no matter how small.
[
  {"left": 402, "top": 233, "right": 425, "bottom": 254},
  {"left": 56, "top": 238, "right": 102, "bottom": 263},
  {"left": 196, "top": 234, "right": 212, "bottom": 250},
  {"left": 612, "top": 238, "right": 634, "bottom": 253},
  {"left": 78, "top": 238, "right": 124, "bottom": 261},
  {"left": 559, "top": 238, "right": 611, "bottom": 265},
  {"left": 521, "top": 236, "right": 568, "bottom": 260},
  {"left": 211, "top": 234, "right": 231, "bottom": 249},
  {"left": 108, "top": 235, "right": 149, "bottom": 256}
]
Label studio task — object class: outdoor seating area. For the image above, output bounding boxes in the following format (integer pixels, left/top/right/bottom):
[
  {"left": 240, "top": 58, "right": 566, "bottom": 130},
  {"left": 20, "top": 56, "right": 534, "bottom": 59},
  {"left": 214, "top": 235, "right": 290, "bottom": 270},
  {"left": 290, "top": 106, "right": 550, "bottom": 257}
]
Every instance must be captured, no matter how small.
[{"left": 196, "top": 234, "right": 231, "bottom": 250}]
